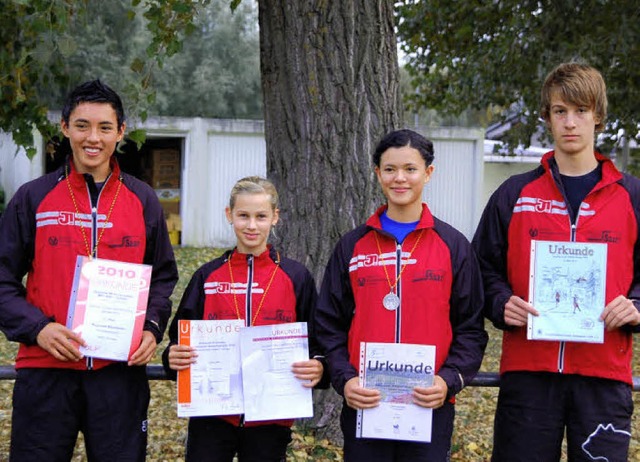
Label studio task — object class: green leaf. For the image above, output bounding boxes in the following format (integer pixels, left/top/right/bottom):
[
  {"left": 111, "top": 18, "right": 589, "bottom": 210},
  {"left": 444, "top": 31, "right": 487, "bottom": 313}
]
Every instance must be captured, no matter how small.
[
  {"left": 131, "top": 58, "right": 146, "bottom": 74},
  {"left": 57, "top": 36, "right": 78, "bottom": 58},
  {"left": 171, "top": 2, "right": 192, "bottom": 14},
  {"left": 25, "top": 146, "right": 37, "bottom": 160},
  {"left": 127, "top": 128, "right": 147, "bottom": 149}
]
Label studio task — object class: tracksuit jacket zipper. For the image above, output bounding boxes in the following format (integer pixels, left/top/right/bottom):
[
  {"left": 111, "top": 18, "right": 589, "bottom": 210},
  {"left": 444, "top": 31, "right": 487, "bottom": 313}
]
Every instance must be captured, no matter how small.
[
  {"left": 245, "top": 254, "right": 254, "bottom": 328},
  {"left": 239, "top": 253, "right": 255, "bottom": 427},
  {"left": 84, "top": 174, "right": 109, "bottom": 370},
  {"left": 395, "top": 243, "right": 402, "bottom": 343},
  {"left": 555, "top": 167, "right": 583, "bottom": 374}
]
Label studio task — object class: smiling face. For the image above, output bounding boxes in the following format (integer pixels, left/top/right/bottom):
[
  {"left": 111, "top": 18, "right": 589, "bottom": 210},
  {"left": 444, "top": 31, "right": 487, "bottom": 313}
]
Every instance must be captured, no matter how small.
[
  {"left": 548, "top": 92, "right": 598, "bottom": 160},
  {"left": 375, "top": 145, "right": 434, "bottom": 222},
  {"left": 225, "top": 192, "right": 279, "bottom": 255},
  {"left": 61, "top": 102, "right": 125, "bottom": 182}
]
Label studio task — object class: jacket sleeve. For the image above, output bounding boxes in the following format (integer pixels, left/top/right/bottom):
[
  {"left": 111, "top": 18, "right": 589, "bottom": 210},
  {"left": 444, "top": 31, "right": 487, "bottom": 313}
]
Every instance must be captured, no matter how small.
[
  {"left": 621, "top": 173, "right": 640, "bottom": 333},
  {"left": 142, "top": 189, "right": 179, "bottom": 343},
  {"left": 472, "top": 184, "right": 516, "bottom": 330},
  {"left": 0, "top": 184, "right": 53, "bottom": 344},
  {"left": 315, "top": 237, "right": 358, "bottom": 396},
  {"left": 438, "top": 229, "right": 488, "bottom": 398},
  {"left": 161, "top": 268, "right": 207, "bottom": 380},
  {"left": 291, "top": 263, "right": 330, "bottom": 389}
]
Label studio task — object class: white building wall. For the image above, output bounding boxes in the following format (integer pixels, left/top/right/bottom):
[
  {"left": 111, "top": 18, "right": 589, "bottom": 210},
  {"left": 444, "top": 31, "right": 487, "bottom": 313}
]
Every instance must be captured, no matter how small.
[
  {"left": 207, "top": 132, "right": 266, "bottom": 247},
  {"left": 138, "top": 117, "right": 266, "bottom": 247},
  {"left": 420, "top": 127, "right": 485, "bottom": 240},
  {"left": 482, "top": 160, "right": 539, "bottom": 206},
  {"left": 0, "top": 132, "right": 44, "bottom": 200},
  {"left": 1, "top": 118, "right": 486, "bottom": 246}
]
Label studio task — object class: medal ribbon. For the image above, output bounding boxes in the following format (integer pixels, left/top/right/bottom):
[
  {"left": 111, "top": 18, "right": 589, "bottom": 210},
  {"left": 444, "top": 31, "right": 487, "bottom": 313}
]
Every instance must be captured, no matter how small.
[
  {"left": 227, "top": 250, "right": 281, "bottom": 325},
  {"left": 66, "top": 164, "right": 122, "bottom": 259},
  {"left": 374, "top": 229, "right": 424, "bottom": 297}
]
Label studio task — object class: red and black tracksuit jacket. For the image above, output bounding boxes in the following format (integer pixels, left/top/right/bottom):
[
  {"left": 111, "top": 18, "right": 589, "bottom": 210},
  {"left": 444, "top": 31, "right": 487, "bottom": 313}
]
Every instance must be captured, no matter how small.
[
  {"left": 0, "top": 158, "right": 178, "bottom": 370},
  {"left": 472, "top": 151, "right": 640, "bottom": 384},
  {"left": 316, "top": 204, "right": 488, "bottom": 399},
  {"left": 162, "top": 246, "right": 327, "bottom": 427}
]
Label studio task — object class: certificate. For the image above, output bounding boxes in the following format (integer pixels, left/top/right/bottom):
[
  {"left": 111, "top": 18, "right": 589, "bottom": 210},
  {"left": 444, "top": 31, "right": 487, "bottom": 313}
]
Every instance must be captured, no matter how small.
[
  {"left": 357, "top": 342, "right": 435, "bottom": 442},
  {"left": 66, "top": 256, "right": 151, "bottom": 361},
  {"left": 239, "top": 322, "right": 313, "bottom": 422},
  {"left": 527, "top": 240, "right": 607, "bottom": 343},
  {"left": 177, "top": 320, "right": 245, "bottom": 417}
]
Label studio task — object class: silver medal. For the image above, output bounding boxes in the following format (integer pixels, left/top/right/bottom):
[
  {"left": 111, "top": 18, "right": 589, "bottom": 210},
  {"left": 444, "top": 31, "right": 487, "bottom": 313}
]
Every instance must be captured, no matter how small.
[{"left": 383, "top": 292, "right": 400, "bottom": 311}]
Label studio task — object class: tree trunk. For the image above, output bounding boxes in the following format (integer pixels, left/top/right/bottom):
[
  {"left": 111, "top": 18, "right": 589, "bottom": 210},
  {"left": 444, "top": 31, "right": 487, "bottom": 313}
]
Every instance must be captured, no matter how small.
[
  {"left": 258, "top": 0, "right": 401, "bottom": 282},
  {"left": 258, "top": 0, "right": 401, "bottom": 444}
]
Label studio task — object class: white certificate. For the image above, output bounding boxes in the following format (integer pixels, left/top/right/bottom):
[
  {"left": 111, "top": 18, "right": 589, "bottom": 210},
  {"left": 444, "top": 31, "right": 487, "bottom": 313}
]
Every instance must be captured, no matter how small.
[
  {"left": 357, "top": 342, "right": 435, "bottom": 442},
  {"left": 240, "top": 322, "right": 313, "bottom": 422},
  {"left": 66, "top": 257, "right": 151, "bottom": 361},
  {"left": 527, "top": 240, "right": 607, "bottom": 343},
  {"left": 177, "top": 319, "right": 245, "bottom": 417}
]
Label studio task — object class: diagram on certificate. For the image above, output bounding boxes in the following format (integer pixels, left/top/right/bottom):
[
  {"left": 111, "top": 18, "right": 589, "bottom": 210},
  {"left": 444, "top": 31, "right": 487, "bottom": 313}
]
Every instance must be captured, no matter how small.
[{"left": 527, "top": 240, "right": 606, "bottom": 343}]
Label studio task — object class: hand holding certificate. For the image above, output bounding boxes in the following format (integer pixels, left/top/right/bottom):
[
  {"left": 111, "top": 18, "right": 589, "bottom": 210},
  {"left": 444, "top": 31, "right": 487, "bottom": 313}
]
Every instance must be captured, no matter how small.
[{"left": 66, "top": 257, "right": 151, "bottom": 361}]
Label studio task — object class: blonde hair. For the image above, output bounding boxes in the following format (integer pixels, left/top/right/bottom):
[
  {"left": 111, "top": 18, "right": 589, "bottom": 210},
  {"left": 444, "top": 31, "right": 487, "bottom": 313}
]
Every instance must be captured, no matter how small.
[
  {"left": 228, "top": 176, "right": 279, "bottom": 211},
  {"left": 540, "top": 62, "right": 607, "bottom": 132}
]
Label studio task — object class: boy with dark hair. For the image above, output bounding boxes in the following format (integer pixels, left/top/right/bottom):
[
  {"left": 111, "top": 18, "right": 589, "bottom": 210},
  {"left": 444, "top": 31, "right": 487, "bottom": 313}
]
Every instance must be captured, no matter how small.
[
  {"left": 473, "top": 62, "right": 640, "bottom": 461},
  {"left": 0, "top": 79, "right": 178, "bottom": 461}
]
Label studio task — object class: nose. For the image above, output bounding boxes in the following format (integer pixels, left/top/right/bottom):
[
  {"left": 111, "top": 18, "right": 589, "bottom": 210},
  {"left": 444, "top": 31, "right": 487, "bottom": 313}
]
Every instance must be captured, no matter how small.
[
  {"left": 394, "top": 169, "right": 406, "bottom": 182},
  {"left": 564, "top": 111, "right": 577, "bottom": 129},
  {"left": 87, "top": 126, "right": 100, "bottom": 142}
]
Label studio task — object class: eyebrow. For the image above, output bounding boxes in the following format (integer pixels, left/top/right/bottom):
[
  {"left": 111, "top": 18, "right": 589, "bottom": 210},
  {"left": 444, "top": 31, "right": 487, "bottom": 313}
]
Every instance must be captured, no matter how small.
[
  {"left": 72, "top": 118, "right": 115, "bottom": 126},
  {"left": 382, "top": 162, "right": 420, "bottom": 167}
]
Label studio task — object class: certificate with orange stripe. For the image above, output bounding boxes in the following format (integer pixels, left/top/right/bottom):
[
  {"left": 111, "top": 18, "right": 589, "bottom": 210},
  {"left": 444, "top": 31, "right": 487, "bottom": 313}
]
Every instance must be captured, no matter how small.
[{"left": 177, "top": 319, "right": 245, "bottom": 417}]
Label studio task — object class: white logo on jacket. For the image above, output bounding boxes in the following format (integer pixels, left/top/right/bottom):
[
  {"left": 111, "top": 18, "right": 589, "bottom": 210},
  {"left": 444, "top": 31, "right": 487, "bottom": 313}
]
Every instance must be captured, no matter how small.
[
  {"left": 35, "top": 210, "right": 114, "bottom": 228},
  {"left": 513, "top": 197, "right": 595, "bottom": 217},
  {"left": 349, "top": 251, "right": 417, "bottom": 273},
  {"left": 204, "top": 281, "right": 265, "bottom": 295}
]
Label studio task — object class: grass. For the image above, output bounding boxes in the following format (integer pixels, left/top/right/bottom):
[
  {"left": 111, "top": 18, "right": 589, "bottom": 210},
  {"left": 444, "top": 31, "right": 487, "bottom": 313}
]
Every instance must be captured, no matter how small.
[{"left": 1, "top": 247, "right": 640, "bottom": 461}]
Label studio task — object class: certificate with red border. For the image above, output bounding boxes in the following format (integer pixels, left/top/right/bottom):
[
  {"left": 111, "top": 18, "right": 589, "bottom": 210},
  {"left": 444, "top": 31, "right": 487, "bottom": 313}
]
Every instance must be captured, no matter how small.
[
  {"left": 66, "top": 256, "right": 151, "bottom": 361},
  {"left": 177, "top": 319, "right": 245, "bottom": 417}
]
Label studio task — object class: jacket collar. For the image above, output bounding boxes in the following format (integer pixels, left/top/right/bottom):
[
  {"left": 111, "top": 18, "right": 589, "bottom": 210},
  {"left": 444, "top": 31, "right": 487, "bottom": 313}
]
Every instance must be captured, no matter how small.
[{"left": 365, "top": 203, "right": 435, "bottom": 232}]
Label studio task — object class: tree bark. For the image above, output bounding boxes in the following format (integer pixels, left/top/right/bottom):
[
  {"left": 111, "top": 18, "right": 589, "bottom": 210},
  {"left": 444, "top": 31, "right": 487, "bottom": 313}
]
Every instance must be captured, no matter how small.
[
  {"left": 258, "top": 0, "right": 401, "bottom": 282},
  {"left": 258, "top": 0, "right": 401, "bottom": 444}
]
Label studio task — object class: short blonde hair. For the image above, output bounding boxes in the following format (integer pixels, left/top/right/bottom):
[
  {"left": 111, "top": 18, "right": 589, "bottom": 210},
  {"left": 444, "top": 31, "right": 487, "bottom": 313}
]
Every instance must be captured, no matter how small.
[
  {"left": 540, "top": 62, "right": 607, "bottom": 132},
  {"left": 228, "top": 176, "right": 279, "bottom": 211}
]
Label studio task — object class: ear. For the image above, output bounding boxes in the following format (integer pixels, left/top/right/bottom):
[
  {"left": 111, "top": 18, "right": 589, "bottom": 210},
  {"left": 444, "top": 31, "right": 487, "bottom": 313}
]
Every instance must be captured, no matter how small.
[
  {"left": 60, "top": 119, "right": 70, "bottom": 138},
  {"left": 374, "top": 166, "right": 382, "bottom": 183},
  {"left": 225, "top": 207, "right": 232, "bottom": 224},
  {"left": 272, "top": 208, "right": 280, "bottom": 227},
  {"left": 424, "top": 164, "right": 435, "bottom": 184},
  {"left": 117, "top": 122, "right": 126, "bottom": 142}
]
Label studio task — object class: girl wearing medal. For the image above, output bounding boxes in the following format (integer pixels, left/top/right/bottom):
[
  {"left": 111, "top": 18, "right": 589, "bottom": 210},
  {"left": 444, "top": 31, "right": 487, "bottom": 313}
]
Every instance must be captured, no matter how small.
[
  {"left": 162, "top": 176, "right": 326, "bottom": 462},
  {"left": 316, "top": 129, "right": 487, "bottom": 461}
]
